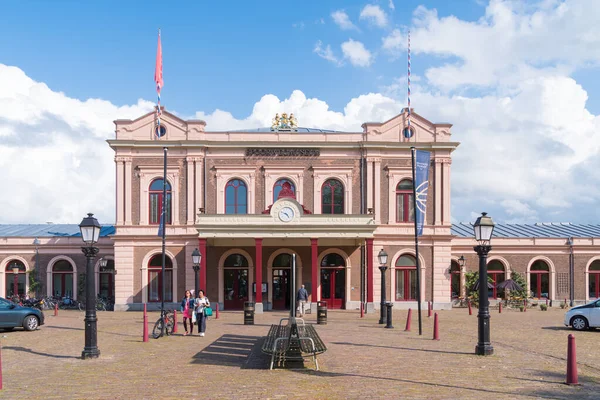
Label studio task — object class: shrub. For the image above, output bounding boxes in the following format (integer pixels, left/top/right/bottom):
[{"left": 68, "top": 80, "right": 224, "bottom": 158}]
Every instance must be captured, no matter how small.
[
  {"left": 540, "top": 304, "right": 548, "bottom": 311},
  {"left": 560, "top": 301, "right": 568, "bottom": 309},
  {"left": 519, "top": 305, "right": 524, "bottom": 312}
]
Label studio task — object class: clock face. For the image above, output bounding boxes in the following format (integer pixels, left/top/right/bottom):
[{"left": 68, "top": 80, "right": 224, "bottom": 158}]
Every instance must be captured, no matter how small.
[{"left": 278, "top": 206, "right": 295, "bottom": 222}]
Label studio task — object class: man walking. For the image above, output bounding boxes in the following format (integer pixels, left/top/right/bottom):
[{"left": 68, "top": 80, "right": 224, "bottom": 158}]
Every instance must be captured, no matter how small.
[{"left": 297, "top": 284, "right": 309, "bottom": 317}]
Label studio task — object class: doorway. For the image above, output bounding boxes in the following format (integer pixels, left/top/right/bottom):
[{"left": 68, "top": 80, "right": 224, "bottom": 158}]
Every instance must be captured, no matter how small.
[
  {"left": 224, "top": 269, "right": 249, "bottom": 310},
  {"left": 320, "top": 268, "right": 345, "bottom": 309},
  {"left": 272, "top": 269, "right": 290, "bottom": 310}
]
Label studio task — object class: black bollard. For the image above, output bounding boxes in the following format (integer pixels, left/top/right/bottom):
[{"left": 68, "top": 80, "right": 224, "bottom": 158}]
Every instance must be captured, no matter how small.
[{"left": 385, "top": 302, "right": 394, "bottom": 329}]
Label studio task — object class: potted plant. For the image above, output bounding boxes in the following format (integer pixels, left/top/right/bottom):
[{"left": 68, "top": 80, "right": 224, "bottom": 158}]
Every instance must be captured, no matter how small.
[{"left": 540, "top": 304, "right": 548, "bottom": 311}]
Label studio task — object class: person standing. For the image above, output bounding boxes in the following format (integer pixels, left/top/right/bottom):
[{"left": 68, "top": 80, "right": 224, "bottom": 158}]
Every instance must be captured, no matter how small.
[
  {"left": 194, "top": 289, "right": 210, "bottom": 337},
  {"left": 180, "top": 290, "right": 195, "bottom": 336},
  {"left": 296, "top": 284, "right": 308, "bottom": 317}
]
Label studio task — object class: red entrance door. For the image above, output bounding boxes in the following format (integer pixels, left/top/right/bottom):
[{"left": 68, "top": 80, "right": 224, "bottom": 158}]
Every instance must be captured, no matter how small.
[
  {"left": 321, "top": 268, "right": 345, "bottom": 309},
  {"left": 99, "top": 273, "right": 113, "bottom": 300},
  {"left": 272, "top": 269, "right": 290, "bottom": 310},
  {"left": 224, "top": 269, "right": 249, "bottom": 310}
]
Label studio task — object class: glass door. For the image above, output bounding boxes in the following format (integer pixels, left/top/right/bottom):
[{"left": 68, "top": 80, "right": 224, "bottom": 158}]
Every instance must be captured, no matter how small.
[
  {"left": 224, "top": 269, "right": 249, "bottom": 310},
  {"left": 320, "top": 268, "right": 345, "bottom": 309},
  {"left": 272, "top": 269, "right": 290, "bottom": 310}
]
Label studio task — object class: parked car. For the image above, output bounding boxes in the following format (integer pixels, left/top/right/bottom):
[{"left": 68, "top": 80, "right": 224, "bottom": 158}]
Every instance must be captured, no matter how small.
[
  {"left": 0, "top": 296, "right": 44, "bottom": 331},
  {"left": 564, "top": 299, "right": 600, "bottom": 331}
]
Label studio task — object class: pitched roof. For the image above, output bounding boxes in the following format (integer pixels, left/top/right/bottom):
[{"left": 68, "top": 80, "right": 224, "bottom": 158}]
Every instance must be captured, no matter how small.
[
  {"left": 451, "top": 223, "right": 600, "bottom": 238},
  {"left": 223, "top": 127, "right": 350, "bottom": 133},
  {"left": 0, "top": 224, "right": 115, "bottom": 238}
]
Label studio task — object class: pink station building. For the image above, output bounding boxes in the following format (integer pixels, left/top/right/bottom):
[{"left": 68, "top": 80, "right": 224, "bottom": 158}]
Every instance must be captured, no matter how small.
[{"left": 1, "top": 108, "right": 600, "bottom": 312}]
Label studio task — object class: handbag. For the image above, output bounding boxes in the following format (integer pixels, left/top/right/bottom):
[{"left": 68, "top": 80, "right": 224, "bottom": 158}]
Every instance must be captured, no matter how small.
[
  {"left": 204, "top": 307, "right": 213, "bottom": 317},
  {"left": 192, "top": 311, "right": 197, "bottom": 323}
]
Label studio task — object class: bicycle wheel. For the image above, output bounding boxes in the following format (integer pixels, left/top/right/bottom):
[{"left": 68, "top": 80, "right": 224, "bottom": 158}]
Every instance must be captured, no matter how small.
[
  {"left": 96, "top": 302, "right": 106, "bottom": 311},
  {"left": 165, "top": 316, "right": 174, "bottom": 336},
  {"left": 78, "top": 301, "right": 85, "bottom": 311},
  {"left": 152, "top": 319, "right": 165, "bottom": 339}
]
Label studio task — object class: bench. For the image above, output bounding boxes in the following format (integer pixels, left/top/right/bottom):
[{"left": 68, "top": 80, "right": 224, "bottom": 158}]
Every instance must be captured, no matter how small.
[{"left": 261, "top": 317, "right": 327, "bottom": 370}]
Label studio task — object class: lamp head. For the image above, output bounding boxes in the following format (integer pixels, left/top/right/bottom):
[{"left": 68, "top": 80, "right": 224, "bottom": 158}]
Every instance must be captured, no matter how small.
[
  {"left": 473, "top": 212, "right": 495, "bottom": 245},
  {"left": 377, "top": 249, "right": 388, "bottom": 265},
  {"left": 191, "top": 248, "right": 201, "bottom": 266},
  {"left": 79, "top": 213, "right": 101, "bottom": 245}
]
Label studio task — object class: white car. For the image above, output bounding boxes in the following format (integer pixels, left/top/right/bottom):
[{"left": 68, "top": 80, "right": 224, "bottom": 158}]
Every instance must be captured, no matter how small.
[{"left": 564, "top": 299, "right": 600, "bottom": 330}]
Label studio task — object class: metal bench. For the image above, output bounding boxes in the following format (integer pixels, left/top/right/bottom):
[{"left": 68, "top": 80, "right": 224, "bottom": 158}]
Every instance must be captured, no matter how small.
[{"left": 261, "top": 317, "right": 327, "bottom": 370}]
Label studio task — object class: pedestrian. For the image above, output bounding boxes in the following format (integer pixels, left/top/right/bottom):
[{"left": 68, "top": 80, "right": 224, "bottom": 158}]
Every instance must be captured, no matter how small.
[
  {"left": 296, "top": 284, "right": 308, "bottom": 317},
  {"left": 194, "top": 289, "right": 210, "bottom": 337},
  {"left": 180, "top": 290, "right": 195, "bottom": 336}
]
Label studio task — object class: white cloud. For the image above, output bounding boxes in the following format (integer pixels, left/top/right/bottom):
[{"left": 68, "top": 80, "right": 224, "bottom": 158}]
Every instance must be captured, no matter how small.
[
  {"left": 341, "top": 39, "right": 373, "bottom": 67},
  {"left": 331, "top": 10, "right": 357, "bottom": 30},
  {"left": 0, "top": 64, "right": 154, "bottom": 224},
  {"left": 382, "top": 28, "right": 405, "bottom": 57},
  {"left": 408, "top": 0, "right": 600, "bottom": 90},
  {"left": 314, "top": 40, "right": 343, "bottom": 66},
  {"left": 359, "top": 4, "right": 388, "bottom": 28},
  {"left": 389, "top": 0, "right": 395, "bottom": 11}
]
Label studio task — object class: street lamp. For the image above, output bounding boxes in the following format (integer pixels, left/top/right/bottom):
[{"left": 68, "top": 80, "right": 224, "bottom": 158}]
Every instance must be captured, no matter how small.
[
  {"left": 191, "top": 248, "right": 201, "bottom": 297},
  {"left": 33, "top": 237, "right": 40, "bottom": 298},
  {"left": 12, "top": 263, "right": 20, "bottom": 299},
  {"left": 473, "top": 212, "right": 495, "bottom": 356},
  {"left": 377, "top": 249, "right": 388, "bottom": 324},
  {"left": 79, "top": 213, "right": 101, "bottom": 360}
]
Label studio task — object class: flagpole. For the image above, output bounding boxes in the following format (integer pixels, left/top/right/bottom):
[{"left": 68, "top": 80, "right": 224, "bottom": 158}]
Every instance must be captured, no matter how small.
[{"left": 411, "top": 146, "right": 423, "bottom": 336}]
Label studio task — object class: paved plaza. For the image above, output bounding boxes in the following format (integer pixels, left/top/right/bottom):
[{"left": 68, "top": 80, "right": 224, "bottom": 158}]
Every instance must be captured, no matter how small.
[{"left": 0, "top": 306, "right": 598, "bottom": 399}]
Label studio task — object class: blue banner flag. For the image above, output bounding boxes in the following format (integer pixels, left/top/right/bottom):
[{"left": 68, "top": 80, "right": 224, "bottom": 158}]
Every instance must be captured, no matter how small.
[
  {"left": 413, "top": 150, "right": 431, "bottom": 236},
  {"left": 157, "top": 211, "right": 164, "bottom": 237}
]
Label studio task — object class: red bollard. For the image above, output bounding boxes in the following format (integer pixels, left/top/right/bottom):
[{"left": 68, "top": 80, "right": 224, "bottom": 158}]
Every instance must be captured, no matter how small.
[
  {"left": 499, "top": 302, "right": 502, "bottom": 313},
  {"left": 433, "top": 313, "right": 440, "bottom": 340},
  {"left": 468, "top": 300, "right": 472, "bottom": 315},
  {"left": 173, "top": 310, "right": 178, "bottom": 334},
  {"left": 54, "top": 303, "right": 58, "bottom": 317},
  {"left": 360, "top": 302, "right": 364, "bottom": 318},
  {"left": 215, "top": 303, "right": 219, "bottom": 319},
  {"left": 404, "top": 308, "right": 412, "bottom": 332},
  {"left": 143, "top": 304, "right": 148, "bottom": 342},
  {"left": 428, "top": 301, "right": 432, "bottom": 318},
  {"left": 566, "top": 334, "right": 579, "bottom": 385},
  {"left": 524, "top": 299, "right": 527, "bottom": 312}
]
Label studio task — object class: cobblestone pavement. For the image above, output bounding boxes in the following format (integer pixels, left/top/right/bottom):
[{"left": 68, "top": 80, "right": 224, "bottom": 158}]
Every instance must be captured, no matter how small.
[{"left": 0, "top": 305, "right": 598, "bottom": 399}]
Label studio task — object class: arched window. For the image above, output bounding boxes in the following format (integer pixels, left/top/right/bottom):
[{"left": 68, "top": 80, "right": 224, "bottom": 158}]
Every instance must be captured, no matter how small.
[
  {"left": 396, "top": 180, "right": 414, "bottom": 222},
  {"left": 148, "top": 254, "right": 173, "bottom": 302},
  {"left": 530, "top": 260, "right": 550, "bottom": 299},
  {"left": 450, "top": 261, "right": 460, "bottom": 299},
  {"left": 321, "top": 179, "right": 344, "bottom": 214},
  {"left": 225, "top": 179, "right": 247, "bottom": 214},
  {"left": 149, "top": 179, "right": 172, "bottom": 225},
  {"left": 5, "top": 260, "right": 26, "bottom": 298},
  {"left": 321, "top": 253, "right": 345, "bottom": 267},
  {"left": 589, "top": 261, "right": 600, "bottom": 299},
  {"left": 273, "top": 179, "right": 296, "bottom": 202},
  {"left": 487, "top": 260, "right": 505, "bottom": 299},
  {"left": 395, "top": 255, "right": 417, "bottom": 301},
  {"left": 52, "top": 260, "right": 74, "bottom": 298}
]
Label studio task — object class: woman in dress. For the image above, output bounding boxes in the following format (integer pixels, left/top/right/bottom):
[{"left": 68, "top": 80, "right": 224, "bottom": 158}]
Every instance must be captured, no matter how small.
[
  {"left": 180, "top": 290, "right": 194, "bottom": 336},
  {"left": 194, "top": 289, "right": 210, "bottom": 337}
]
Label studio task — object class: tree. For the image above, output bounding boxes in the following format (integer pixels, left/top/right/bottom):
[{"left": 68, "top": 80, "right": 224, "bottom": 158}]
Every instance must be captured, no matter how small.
[{"left": 27, "top": 269, "right": 42, "bottom": 297}]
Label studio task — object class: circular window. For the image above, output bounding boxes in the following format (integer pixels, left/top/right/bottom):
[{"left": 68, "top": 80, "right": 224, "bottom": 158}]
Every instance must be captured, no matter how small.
[
  {"left": 403, "top": 127, "right": 414, "bottom": 138},
  {"left": 156, "top": 125, "right": 167, "bottom": 137}
]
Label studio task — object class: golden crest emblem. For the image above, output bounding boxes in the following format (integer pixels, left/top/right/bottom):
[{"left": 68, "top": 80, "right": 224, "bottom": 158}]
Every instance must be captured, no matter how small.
[{"left": 271, "top": 113, "right": 298, "bottom": 132}]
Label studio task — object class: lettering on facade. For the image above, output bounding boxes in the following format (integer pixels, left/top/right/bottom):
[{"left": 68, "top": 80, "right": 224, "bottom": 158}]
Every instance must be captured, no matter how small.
[{"left": 244, "top": 148, "right": 320, "bottom": 157}]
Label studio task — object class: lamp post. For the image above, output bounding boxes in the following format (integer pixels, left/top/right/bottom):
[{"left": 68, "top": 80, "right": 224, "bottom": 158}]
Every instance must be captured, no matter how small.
[
  {"left": 473, "top": 212, "right": 495, "bottom": 356},
  {"left": 12, "top": 264, "right": 19, "bottom": 299},
  {"left": 458, "top": 255, "right": 466, "bottom": 300},
  {"left": 79, "top": 213, "right": 101, "bottom": 360},
  {"left": 191, "top": 248, "right": 201, "bottom": 297},
  {"left": 378, "top": 249, "right": 388, "bottom": 325},
  {"left": 33, "top": 237, "right": 40, "bottom": 298}
]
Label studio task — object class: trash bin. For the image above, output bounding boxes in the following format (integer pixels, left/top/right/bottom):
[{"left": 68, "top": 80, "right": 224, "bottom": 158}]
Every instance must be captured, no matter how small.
[
  {"left": 317, "top": 301, "right": 327, "bottom": 325},
  {"left": 244, "top": 301, "right": 255, "bottom": 325}
]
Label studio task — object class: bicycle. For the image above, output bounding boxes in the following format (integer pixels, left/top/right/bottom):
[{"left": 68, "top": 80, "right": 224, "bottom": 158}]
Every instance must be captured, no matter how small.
[{"left": 152, "top": 309, "right": 175, "bottom": 339}]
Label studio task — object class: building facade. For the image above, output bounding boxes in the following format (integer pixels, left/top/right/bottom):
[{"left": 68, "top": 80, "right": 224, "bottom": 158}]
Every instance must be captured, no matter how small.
[{"left": 1, "top": 108, "right": 599, "bottom": 311}]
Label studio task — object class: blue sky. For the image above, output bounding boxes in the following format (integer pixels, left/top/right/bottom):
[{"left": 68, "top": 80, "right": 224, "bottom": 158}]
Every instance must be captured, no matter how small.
[
  {"left": 2, "top": 0, "right": 493, "bottom": 117},
  {"left": 1, "top": 0, "right": 600, "bottom": 225}
]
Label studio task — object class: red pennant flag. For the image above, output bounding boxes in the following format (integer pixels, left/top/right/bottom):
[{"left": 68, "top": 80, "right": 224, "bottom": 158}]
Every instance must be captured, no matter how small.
[{"left": 154, "top": 30, "right": 163, "bottom": 93}]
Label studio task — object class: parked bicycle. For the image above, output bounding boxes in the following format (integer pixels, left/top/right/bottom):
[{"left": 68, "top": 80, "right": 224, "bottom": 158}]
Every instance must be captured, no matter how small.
[{"left": 152, "top": 309, "right": 175, "bottom": 339}]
